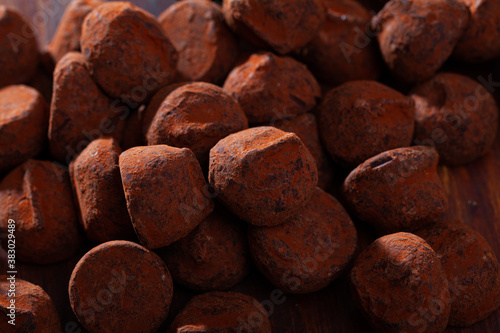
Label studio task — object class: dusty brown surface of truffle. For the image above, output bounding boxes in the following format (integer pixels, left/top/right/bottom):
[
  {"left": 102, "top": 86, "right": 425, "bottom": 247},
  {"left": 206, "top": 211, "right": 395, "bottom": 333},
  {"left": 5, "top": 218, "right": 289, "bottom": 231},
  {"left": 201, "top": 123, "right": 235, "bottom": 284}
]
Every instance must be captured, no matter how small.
[
  {"left": 0, "top": 85, "right": 48, "bottom": 174},
  {"left": 0, "top": 160, "right": 82, "bottom": 264},
  {"left": 223, "top": 52, "right": 321, "bottom": 123},
  {"left": 318, "top": 80, "right": 415, "bottom": 169},
  {"left": 223, "top": 0, "right": 325, "bottom": 54},
  {"left": 80, "top": 1, "right": 177, "bottom": 101},
  {"left": 209, "top": 126, "right": 318, "bottom": 226},
  {"left": 168, "top": 291, "right": 272, "bottom": 333},
  {"left": 69, "top": 138, "right": 135, "bottom": 243},
  {"left": 159, "top": 0, "right": 238, "bottom": 84},
  {"left": 119, "top": 145, "right": 213, "bottom": 249},
  {"left": 48, "top": 51, "right": 125, "bottom": 163},
  {"left": 0, "top": 6, "right": 39, "bottom": 88},
  {"left": 372, "top": 0, "right": 469, "bottom": 83},
  {"left": 415, "top": 221, "right": 500, "bottom": 326},
  {"left": 69, "top": 240, "right": 173, "bottom": 333},
  {"left": 0, "top": 277, "right": 61, "bottom": 333},
  {"left": 158, "top": 205, "right": 250, "bottom": 291},
  {"left": 298, "top": 0, "right": 381, "bottom": 85},
  {"left": 249, "top": 187, "right": 357, "bottom": 294},
  {"left": 350, "top": 232, "right": 451, "bottom": 333},
  {"left": 342, "top": 146, "right": 447, "bottom": 233},
  {"left": 411, "top": 72, "right": 499, "bottom": 165},
  {"left": 146, "top": 82, "right": 248, "bottom": 165}
]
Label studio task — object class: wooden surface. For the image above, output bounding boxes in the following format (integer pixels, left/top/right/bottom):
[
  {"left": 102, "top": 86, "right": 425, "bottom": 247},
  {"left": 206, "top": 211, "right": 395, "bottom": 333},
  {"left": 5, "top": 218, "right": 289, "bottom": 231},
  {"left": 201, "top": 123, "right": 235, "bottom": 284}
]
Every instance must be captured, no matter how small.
[{"left": 1, "top": 0, "right": 499, "bottom": 332}]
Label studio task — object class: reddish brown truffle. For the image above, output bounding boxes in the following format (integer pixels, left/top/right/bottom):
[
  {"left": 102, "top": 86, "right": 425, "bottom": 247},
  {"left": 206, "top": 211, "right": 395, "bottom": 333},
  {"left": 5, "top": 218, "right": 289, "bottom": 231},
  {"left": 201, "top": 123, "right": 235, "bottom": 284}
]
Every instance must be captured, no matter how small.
[
  {"left": 168, "top": 291, "right": 272, "bottom": 333},
  {"left": 49, "top": 52, "right": 125, "bottom": 163},
  {"left": 318, "top": 80, "right": 415, "bottom": 169},
  {"left": 46, "top": 0, "right": 104, "bottom": 65},
  {"left": 274, "top": 113, "right": 334, "bottom": 189},
  {"left": 69, "top": 138, "right": 135, "bottom": 243},
  {"left": 223, "top": 0, "right": 325, "bottom": 54},
  {"left": 209, "top": 126, "right": 318, "bottom": 226},
  {"left": 80, "top": 1, "right": 177, "bottom": 101},
  {"left": 223, "top": 52, "right": 321, "bottom": 123},
  {"left": 453, "top": 0, "right": 500, "bottom": 63},
  {"left": 411, "top": 72, "right": 499, "bottom": 165},
  {"left": 298, "top": 0, "right": 381, "bottom": 85},
  {"left": 158, "top": 0, "right": 239, "bottom": 84},
  {"left": 0, "top": 159, "right": 82, "bottom": 264},
  {"left": 0, "top": 85, "right": 48, "bottom": 174},
  {"left": 69, "top": 240, "right": 173, "bottom": 333},
  {"left": 146, "top": 82, "right": 248, "bottom": 164},
  {"left": 372, "top": 0, "right": 469, "bottom": 83},
  {"left": 0, "top": 278, "right": 61, "bottom": 332},
  {"left": 0, "top": 6, "right": 39, "bottom": 88},
  {"left": 119, "top": 145, "right": 213, "bottom": 249},
  {"left": 342, "top": 146, "right": 447, "bottom": 233},
  {"left": 249, "top": 187, "right": 357, "bottom": 294},
  {"left": 158, "top": 205, "right": 250, "bottom": 291},
  {"left": 350, "top": 232, "right": 451, "bottom": 333},
  {"left": 415, "top": 221, "right": 500, "bottom": 326}
]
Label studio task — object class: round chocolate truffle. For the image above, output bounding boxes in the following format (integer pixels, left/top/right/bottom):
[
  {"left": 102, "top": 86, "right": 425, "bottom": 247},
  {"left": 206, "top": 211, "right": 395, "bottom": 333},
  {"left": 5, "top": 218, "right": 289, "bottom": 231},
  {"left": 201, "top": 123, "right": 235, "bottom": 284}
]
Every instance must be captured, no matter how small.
[{"left": 209, "top": 126, "right": 318, "bottom": 226}]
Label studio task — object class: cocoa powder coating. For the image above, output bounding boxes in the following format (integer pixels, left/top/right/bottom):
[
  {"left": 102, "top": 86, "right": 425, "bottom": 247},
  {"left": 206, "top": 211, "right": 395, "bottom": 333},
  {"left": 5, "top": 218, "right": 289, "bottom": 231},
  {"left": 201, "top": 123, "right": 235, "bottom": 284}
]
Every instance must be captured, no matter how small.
[{"left": 209, "top": 126, "right": 318, "bottom": 226}]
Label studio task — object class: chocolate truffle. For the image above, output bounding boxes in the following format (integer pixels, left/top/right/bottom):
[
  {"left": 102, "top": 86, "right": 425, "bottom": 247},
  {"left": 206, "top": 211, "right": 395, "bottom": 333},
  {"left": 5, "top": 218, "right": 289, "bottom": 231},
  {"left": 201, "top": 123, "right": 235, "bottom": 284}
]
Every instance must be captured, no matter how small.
[
  {"left": 351, "top": 232, "right": 451, "bottom": 333},
  {"left": 0, "top": 160, "right": 83, "bottom": 264},
  {"left": 146, "top": 82, "right": 248, "bottom": 164},
  {"left": 70, "top": 138, "right": 135, "bottom": 243},
  {"left": 158, "top": 205, "right": 250, "bottom": 291},
  {"left": 48, "top": 52, "right": 124, "bottom": 163},
  {"left": 168, "top": 291, "right": 272, "bottom": 333},
  {"left": 342, "top": 146, "right": 447, "bottom": 233},
  {"left": 209, "top": 126, "right": 318, "bottom": 226},
  {"left": 69, "top": 240, "right": 173, "bottom": 333},
  {"left": 372, "top": 0, "right": 469, "bottom": 83},
  {"left": 318, "top": 80, "right": 415, "bottom": 169},
  {"left": 415, "top": 221, "right": 500, "bottom": 326},
  {"left": 298, "top": 0, "right": 381, "bottom": 85},
  {"left": 119, "top": 145, "right": 213, "bottom": 249},
  {"left": 0, "top": 6, "right": 39, "bottom": 88},
  {"left": 0, "top": 278, "right": 61, "bottom": 332},
  {"left": 223, "top": 52, "right": 321, "bottom": 123},
  {"left": 223, "top": 0, "right": 325, "bottom": 54},
  {"left": 80, "top": 1, "right": 177, "bottom": 101},
  {"left": 411, "top": 72, "right": 499, "bottom": 165},
  {"left": 159, "top": 0, "right": 239, "bottom": 84},
  {"left": 0, "top": 85, "right": 48, "bottom": 174},
  {"left": 249, "top": 187, "right": 357, "bottom": 293}
]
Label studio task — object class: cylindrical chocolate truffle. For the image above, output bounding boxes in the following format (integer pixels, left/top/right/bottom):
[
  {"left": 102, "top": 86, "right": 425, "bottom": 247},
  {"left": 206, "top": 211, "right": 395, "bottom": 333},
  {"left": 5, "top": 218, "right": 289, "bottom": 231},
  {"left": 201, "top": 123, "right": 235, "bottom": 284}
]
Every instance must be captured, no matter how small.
[
  {"left": 371, "top": 0, "right": 469, "bottom": 83},
  {"left": 318, "top": 80, "right": 415, "bottom": 169},
  {"left": 223, "top": 52, "right": 321, "bottom": 123},
  {"left": 415, "top": 221, "right": 500, "bottom": 326},
  {"left": 158, "top": 205, "right": 250, "bottom": 291},
  {"left": 69, "top": 240, "right": 173, "bottom": 333},
  {"left": 0, "top": 278, "right": 61, "bottom": 332},
  {"left": 209, "top": 126, "right": 318, "bottom": 226},
  {"left": 146, "top": 82, "right": 248, "bottom": 164},
  {"left": 249, "top": 187, "right": 357, "bottom": 293},
  {"left": 342, "top": 146, "right": 447, "bottom": 233},
  {"left": 351, "top": 232, "right": 451, "bottom": 333},
  {"left": 411, "top": 72, "right": 499, "bottom": 165},
  {"left": 0, "top": 85, "right": 48, "bottom": 174},
  {"left": 80, "top": 1, "right": 177, "bottom": 101},
  {"left": 0, "top": 6, "right": 39, "bottom": 88},
  {"left": 70, "top": 138, "right": 135, "bottom": 243},
  {"left": 168, "top": 291, "right": 272, "bottom": 333},
  {"left": 0, "top": 160, "right": 83, "bottom": 264},
  {"left": 119, "top": 145, "right": 213, "bottom": 249},
  {"left": 158, "top": 0, "right": 239, "bottom": 84}
]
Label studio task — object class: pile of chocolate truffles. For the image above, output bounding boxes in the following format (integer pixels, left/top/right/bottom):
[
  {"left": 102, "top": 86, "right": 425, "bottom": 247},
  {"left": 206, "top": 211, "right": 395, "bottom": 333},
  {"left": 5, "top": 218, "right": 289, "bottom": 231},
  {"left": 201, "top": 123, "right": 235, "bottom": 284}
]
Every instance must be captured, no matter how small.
[{"left": 1, "top": 0, "right": 500, "bottom": 332}]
